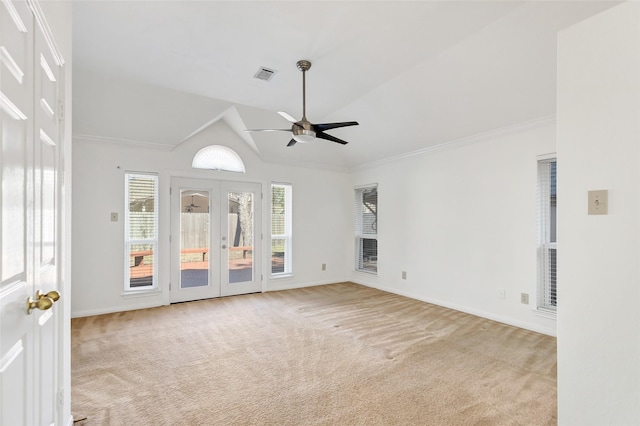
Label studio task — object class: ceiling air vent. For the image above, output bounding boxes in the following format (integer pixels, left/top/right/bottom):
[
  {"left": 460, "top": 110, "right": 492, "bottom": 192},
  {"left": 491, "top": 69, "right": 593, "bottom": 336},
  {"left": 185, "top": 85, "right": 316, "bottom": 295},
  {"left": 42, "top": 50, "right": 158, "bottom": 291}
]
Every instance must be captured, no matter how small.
[{"left": 254, "top": 66, "right": 277, "bottom": 81}]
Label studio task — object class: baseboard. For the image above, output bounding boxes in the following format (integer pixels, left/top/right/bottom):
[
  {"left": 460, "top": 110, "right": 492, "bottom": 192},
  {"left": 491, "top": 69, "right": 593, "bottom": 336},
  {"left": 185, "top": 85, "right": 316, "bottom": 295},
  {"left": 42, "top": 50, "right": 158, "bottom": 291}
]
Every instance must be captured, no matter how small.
[
  {"left": 352, "top": 280, "right": 557, "bottom": 337},
  {"left": 71, "top": 300, "right": 163, "bottom": 318},
  {"left": 266, "top": 278, "right": 349, "bottom": 292}
]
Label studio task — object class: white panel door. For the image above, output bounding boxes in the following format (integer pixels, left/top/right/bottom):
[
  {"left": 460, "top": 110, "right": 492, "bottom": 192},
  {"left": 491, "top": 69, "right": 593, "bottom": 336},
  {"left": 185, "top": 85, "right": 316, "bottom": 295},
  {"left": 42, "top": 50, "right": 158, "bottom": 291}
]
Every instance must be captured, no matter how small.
[
  {"left": 0, "top": 2, "right": 35, "bottom": 424},
  {"left": 0, "top": 1, "right": 63, "bottom": 424},
  {"left": 170, "top": 179, "right": 262, "bottom": 302},
  {"left": 33, "top": 7, "right": 63, "bottom": 425}
]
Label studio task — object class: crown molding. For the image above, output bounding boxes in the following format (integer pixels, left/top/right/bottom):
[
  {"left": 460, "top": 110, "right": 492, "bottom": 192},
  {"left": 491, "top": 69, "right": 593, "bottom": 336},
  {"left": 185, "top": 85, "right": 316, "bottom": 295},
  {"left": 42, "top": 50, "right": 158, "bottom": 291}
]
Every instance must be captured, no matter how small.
[
  {"left": 353, "top": 114, "right": 556, "bottom": 172},
  {"left": 73, "top": 133, "right": 175, "bottom": 151}
]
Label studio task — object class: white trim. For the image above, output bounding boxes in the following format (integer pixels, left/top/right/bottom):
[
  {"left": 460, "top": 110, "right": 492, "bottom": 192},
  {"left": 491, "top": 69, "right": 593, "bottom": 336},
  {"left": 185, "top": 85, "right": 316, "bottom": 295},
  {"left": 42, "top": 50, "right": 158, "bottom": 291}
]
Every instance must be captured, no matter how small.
[
  {"left": 121, "top": 289, "right": 162, "bottom": 298},
  {"left": 73, "top": 133, "right": 175, "bottom": 151},
  {"left": 355, "top": 115, "right": 556, "bottom": 171},
  {"left": 266, "top": 278, "right": 343, "bottom": 292},
  {"left": 40, "top": 129, "right": 56, "bottom": 146},
  {"left": 28, "top": 0, "right": 65, "bottom": 66},
  {"left": 2, "top": 0, "right": 27, "bottom": 32},
  {"left": 71, "top": 299, "right": 163, "bottom": 319},
  {"left": 0, "top": 90, "right": 28, "bottom": 120},
  {"left": 534, "top": 308, "right": 557, "bottom": 320},
  {"left": 40, "top": 98, "right": 55, "bottom": 117},
  {"left": 537, "top": 152, "right": 557, "bottom": 161},
  {"left": 270, "top": 273, "right": 294, "bottom": 280},
  {"left": 0, "top": 340, "right": 23, "bottom": 373},
  {"left": 354, "top": 280, "right": 557, "bottom": 337},
  {"left": 40, "top": 54, "right": 56, "bottom": 82},
  {"left": 0, "top": 46, "right": 24, "bottom": 83}
]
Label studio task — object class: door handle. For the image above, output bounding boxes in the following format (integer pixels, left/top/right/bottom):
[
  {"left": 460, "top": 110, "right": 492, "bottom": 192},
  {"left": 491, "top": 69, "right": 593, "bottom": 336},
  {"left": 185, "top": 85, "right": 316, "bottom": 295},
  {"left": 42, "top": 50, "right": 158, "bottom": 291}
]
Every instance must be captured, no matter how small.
[
  {"left": 37, "top": 290, "right": 60, "bottom": 302},
  {"left": 222, "top": 244, "right": 227, "bottom": 249},
  {"left": 26, "top": 290, "right": 61, "bottom": 315}
]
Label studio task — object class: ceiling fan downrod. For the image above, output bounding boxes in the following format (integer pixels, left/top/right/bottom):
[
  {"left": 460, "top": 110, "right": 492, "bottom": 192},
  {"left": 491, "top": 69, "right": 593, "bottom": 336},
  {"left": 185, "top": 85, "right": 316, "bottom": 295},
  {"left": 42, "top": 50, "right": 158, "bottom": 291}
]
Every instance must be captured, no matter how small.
[{"left": 297, "top": 60, "right": 311, "bottom": 121}]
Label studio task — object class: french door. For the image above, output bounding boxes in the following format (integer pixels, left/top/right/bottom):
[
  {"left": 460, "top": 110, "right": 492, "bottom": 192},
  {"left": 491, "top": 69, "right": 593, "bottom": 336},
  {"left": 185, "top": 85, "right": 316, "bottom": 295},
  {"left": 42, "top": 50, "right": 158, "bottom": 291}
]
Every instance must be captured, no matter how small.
[{"left": 170, "top": 178, "right": 262, "bottom": 303}]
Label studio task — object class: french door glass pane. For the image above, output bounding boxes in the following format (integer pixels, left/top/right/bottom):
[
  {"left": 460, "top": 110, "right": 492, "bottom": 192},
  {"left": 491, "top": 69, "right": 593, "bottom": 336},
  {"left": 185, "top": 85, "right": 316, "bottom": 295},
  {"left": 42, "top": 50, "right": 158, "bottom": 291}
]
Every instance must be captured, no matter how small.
[
  {"left": 180, "top": 190, "right": 210, "bottom": 289},
  {"left": 228, "top": 191, "right": 253, "bottom": 284}
]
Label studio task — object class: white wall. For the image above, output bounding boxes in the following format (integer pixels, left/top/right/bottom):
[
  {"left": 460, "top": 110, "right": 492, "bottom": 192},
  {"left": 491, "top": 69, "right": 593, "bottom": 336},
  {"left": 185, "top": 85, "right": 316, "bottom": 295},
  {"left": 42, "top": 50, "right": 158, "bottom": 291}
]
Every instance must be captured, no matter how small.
[
  {"left": 71, "top": 121, "right": 352, "bottom": 317},
  {"left": 350, "top": 119, "right": 557, "bottom": 336},
  {"left": 557, "top": 3, "right": 640, "bottom": 424}
]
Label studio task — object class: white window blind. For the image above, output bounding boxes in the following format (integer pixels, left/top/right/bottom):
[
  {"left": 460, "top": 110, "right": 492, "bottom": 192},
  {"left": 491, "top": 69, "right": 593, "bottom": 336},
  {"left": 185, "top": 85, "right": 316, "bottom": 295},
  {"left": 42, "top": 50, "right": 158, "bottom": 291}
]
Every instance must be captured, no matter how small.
[
  {"left": 537, "top": 159, "right": 557, "bottom": 312},
  {"left": 125, "top": 173, "right": 158, "bottom": 290},
  {"left": 271, "top": 183, "right": 292, "bottom": 275},
  {"left": 355, "top": 185, "right": 378, "bottom": 273}
]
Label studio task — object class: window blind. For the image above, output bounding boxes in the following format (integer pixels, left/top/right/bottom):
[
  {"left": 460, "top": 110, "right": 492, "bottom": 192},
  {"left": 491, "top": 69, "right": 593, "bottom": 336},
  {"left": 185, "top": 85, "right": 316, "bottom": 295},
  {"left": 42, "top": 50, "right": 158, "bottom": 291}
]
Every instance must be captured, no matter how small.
[
  {"left": 125, "top": 173, "right": 158, "bottom": 290},
  {"left": 271, "top": 183, "right": 292, "bottom": 275},
  {"left": 537, "top": 159, "right": 557, "bottom": 311},
  {"left": 355, "top": 186, "right": 378, "bottom": 273}
]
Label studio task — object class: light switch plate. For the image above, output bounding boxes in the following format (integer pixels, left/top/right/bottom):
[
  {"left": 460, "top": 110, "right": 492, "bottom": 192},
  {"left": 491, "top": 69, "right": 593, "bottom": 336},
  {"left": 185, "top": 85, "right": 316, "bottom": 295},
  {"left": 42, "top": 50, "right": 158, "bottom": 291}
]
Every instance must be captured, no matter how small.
[{"left": 588, "top": 190, "right": 608, "bottom": 215}]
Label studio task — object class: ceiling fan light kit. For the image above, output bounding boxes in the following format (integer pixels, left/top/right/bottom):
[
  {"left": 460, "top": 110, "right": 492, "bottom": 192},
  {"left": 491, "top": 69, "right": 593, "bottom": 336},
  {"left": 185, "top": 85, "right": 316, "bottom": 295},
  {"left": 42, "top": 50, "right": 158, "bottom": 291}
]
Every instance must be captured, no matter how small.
[{"left": 246, "top": 59, "right": 359, "bottom": 147}]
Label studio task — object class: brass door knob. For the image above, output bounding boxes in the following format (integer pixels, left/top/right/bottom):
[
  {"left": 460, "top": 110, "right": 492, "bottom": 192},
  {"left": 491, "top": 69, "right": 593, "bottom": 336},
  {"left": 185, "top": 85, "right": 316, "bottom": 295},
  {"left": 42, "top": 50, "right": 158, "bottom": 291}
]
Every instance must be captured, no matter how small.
[
  {"left": 37, "top": 290, "right": 60, "bottom": 302},
  {"left": 26, "top": 296, "right": 54, "bottom": 314}
]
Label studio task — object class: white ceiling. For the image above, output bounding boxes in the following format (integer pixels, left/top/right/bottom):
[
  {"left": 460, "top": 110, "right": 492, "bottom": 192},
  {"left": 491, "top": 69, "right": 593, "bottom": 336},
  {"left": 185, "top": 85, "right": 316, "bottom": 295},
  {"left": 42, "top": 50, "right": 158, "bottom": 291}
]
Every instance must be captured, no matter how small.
[{"left": 72, "top": 1, "right": 617, "bottom": 170}]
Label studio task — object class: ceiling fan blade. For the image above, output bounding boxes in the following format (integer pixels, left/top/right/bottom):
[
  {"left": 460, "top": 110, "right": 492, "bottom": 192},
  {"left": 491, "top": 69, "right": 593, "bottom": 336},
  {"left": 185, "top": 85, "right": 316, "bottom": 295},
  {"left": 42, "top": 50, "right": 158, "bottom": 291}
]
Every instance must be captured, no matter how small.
[
  {"left": 244, "top": 128, "right": 291, "bottom": 132},
  {"left": 313, "top": 121, "right": 359, "bottom": 132},
  {"left": 316, "top": 132, "right": 348, "bottom": 145},
  {"left": 287, "top": 139, "right": 297, "bottom": 147},
  {"left": 278, "top": 111, "right": 299, "bottom": 123}
]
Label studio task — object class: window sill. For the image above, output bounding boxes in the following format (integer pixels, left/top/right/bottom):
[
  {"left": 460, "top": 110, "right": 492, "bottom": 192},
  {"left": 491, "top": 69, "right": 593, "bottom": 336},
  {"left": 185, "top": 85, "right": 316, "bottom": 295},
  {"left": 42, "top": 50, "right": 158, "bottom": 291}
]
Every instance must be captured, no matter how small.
[
  {"left": 121, "top": 288, "right": 162, "bottom": 298},
  {"left": 355, "top": 269, "right": 378, "bottom": 275},
  {"left": 533, "top": 308, "right": 557, "bottom": 320},
  {"left": 270, "top": 273, "right": 294, "bottom": 280}
]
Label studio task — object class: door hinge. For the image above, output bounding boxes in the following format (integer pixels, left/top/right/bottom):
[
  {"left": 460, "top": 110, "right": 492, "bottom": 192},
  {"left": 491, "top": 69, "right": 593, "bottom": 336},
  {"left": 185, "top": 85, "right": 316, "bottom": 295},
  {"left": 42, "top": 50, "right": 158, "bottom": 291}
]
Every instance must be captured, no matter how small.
[
  {"left": 261, "top": 274, "right": 263, "bottom": 281},
  {"left": 169, "top": 282, "right": 171, "bottom": 290},
  {"left": 57, "top": 101, "right": 65, "bottom": 121},
  {"left": 57, "top": 389, "right": 64, "bottom": 407}
]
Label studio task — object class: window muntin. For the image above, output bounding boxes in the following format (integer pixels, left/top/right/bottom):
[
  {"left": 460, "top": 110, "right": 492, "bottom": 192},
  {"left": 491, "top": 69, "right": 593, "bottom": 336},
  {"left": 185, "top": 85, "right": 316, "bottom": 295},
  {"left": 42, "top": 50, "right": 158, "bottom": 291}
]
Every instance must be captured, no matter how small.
[
  {"left": 271, "top": 183, "right": 292, "bottom": 275},
  {"left": 537, "top": 158, "right": 556, "bottom": 312},
  {"left": 125, "top": 173, "right": 158, "bottom": 290},
  {"left": 355, "top": 186, "right": 377, "bottom": 273}
]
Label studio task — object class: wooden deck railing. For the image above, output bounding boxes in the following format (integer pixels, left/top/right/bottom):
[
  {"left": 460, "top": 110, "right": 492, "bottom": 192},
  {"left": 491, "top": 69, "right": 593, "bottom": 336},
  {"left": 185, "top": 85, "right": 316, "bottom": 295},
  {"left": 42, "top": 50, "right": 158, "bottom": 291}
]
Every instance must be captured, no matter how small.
[{"left": 130, "top": 246, "right": 253, "bottom": 266}]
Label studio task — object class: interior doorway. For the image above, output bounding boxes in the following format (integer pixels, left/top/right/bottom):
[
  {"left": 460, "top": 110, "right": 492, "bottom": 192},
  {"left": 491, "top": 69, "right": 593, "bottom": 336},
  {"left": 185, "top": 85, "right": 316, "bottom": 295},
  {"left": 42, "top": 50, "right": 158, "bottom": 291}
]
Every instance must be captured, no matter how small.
[{"left": 170, "top": 177, "right": 262, "bottom": 303}]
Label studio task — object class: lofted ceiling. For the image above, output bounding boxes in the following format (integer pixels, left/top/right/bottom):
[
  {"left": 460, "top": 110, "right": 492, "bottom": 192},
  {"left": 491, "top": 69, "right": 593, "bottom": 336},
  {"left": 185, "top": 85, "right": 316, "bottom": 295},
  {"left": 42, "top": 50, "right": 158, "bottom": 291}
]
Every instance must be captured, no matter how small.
[{"left": 72, "top": 1, "right": 617, "bottom": 170}]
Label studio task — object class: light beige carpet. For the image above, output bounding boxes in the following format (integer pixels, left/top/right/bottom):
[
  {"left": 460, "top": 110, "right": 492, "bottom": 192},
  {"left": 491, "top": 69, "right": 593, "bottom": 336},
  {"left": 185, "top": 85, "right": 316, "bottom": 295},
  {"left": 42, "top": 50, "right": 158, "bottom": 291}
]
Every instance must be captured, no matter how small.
[{"left": 71, "top": 282, "right": 556, "bottom": 425}]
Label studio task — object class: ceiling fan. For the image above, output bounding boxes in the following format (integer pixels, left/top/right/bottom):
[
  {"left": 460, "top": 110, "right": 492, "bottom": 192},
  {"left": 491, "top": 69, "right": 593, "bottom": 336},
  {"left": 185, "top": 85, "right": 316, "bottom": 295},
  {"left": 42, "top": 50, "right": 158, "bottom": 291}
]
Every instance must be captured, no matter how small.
[
  {"left": 246, "top": 60, "right": 359, "bottom": 147},
  {"left": 184, "top": 194, "right": 201, "bottom": 213}
]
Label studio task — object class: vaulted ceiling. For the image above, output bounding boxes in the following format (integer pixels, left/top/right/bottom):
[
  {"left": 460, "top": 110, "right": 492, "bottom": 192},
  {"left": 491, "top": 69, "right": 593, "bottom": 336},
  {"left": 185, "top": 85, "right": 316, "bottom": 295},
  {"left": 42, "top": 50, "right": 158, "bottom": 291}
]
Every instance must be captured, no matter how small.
[{"left": 72, "top": 1, "right": 616, "bottom": 170}]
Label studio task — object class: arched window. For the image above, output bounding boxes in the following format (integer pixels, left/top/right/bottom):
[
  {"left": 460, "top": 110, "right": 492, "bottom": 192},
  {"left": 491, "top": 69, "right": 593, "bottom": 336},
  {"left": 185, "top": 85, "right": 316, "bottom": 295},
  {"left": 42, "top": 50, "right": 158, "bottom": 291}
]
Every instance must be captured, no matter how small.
[{"left": 192, "top": 145, "right": 245, "bottom": 173}]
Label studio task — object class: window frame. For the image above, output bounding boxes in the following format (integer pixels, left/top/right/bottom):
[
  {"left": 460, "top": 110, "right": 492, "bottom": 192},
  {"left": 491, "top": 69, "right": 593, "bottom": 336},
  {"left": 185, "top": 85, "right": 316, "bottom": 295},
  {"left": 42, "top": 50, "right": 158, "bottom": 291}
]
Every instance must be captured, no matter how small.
[
  {"left": 355, "top": 185, "right": 378, "bottom": 274},
  {"left": 537, "top": 156, "right": 557, "bottom": 313},
  {"left": 124, "top": 172, "right": 159, "bottom": 292},
  {"left": 270, "top": 183, "right": 292, "bottom": 277}
]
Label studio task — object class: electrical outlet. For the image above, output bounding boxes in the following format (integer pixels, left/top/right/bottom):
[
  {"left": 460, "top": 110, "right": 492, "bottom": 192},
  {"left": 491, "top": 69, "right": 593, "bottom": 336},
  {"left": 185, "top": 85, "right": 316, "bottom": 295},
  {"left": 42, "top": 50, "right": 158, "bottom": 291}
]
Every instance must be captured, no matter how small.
[
  {"left": 401, "top": 271, "right": 407, "bottom": 280},
  {"left": 498, "top": 289, "right": 506, "bottom": 300},
  {"left": 322, "top": 263, "right": 326, "bottom": 271},
  {"left": 110, "top": 212, "right": 118, "bottom": 222},
  {"left": 521, "top": 293, "right": 529, "bottom": 304}
]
